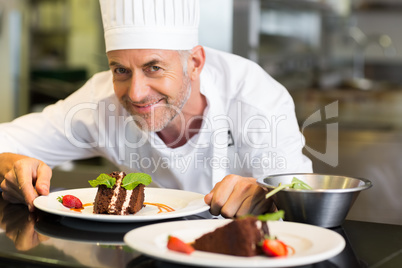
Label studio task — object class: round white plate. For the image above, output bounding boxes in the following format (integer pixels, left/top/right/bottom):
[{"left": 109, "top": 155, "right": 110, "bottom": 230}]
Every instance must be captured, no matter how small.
[
  {"left": 33, "top": 187, "right": 209, "bottom": 222},
  {"left": 124, "top": 219, "right": 346, "bottom": 267}
]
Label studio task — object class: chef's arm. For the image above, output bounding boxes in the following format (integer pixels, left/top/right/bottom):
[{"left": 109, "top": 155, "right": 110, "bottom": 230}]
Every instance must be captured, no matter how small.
[
  {"left": 0, "top": 153, "right": 52, "bottom": 212},
  {"left": 204, "top": 174, "right": 275, "bottom": 218}
]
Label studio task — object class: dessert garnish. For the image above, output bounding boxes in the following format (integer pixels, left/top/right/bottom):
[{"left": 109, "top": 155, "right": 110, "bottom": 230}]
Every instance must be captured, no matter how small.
[
  {"left": 143, "top": 202, "right": 175, "bottom": 213},
  {"left": 57, "top": 195, "right": 83, "bottom": 209},
  {"left": 88, "top": 172, "right": 152, "bottom": 189},
  {"left": 265, "top": 177, "right": 312, "bottom": 199},
  {"left": 167, "top": 236, "right": 195, "bottom": 254},
  {"left": 257, "top": 210, "right": 284, "bottom": 221},
  {"left": 261, "top": 236, "right": 293, "bottom": 257}
]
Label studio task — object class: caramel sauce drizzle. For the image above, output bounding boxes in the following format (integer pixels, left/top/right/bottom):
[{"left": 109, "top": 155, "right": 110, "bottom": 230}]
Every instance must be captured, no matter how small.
[
  {"left": 69, "top": 202, "right": 175, "bottom": 214},
  {"left": 70, "top": 203, "right": 93, "bottom": 212},
  {"left": 144, "top": 202, "right": 175, "bottom": 213}
]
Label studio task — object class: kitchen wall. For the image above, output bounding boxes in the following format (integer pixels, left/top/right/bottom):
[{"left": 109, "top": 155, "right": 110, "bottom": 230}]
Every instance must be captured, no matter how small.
[
  {"left": 0, "top": 0, "right": 105, "bottom": 120},
  {"left": 255, "top": 1, "right": 402, "bottom": 90},
  {"left": 66, "top": 0, "right": 106, "bottom": 76},
  {"left": 283, "top": 1, "right": 402, "bottom": 225},
  {"left": 349, "top": 11, "right": 402, "bottom": 62},
  {"left": 199, "top": 0, "right": 233, "bottom": 53},
  {"left": 29, "top": 0, "right": 105, "bottom": 76},
  {"left": 0, "top": 0, "right": 29, "bottom": 123},
  {"left": 2, "top": 1, "right": 402, "bottom": 119},
  {"left": 28, "top": 0, "right": 106, "bottom": 112}
]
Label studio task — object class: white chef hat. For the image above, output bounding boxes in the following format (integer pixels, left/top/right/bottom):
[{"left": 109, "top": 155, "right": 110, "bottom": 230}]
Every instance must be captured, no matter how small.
[{"left": 99, "top": 0, "right": 199, "bottom": 52}]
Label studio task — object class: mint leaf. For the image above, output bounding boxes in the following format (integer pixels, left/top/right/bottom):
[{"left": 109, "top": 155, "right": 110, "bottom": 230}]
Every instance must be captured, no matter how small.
[
  {"left": 258, "top": 210, "right": 285, "bottom": 221},
  {"left": 88, "top": 173, "right": 116, "bottom": 188},
  {"left": 265, "top": 177, "right": 312, "bottom": 199},
  {"left": 121, "top": 173, "right": 152, "bottom": 190}
]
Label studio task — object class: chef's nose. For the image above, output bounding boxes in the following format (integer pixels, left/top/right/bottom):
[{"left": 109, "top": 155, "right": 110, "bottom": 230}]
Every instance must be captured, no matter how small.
[{"left": 128, "top": 74, "right": 150, "bottom": 102}]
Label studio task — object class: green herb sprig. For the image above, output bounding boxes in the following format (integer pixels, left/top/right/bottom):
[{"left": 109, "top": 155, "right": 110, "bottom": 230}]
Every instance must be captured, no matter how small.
[
  {"left": 121, "top": 173, "right": 152, "bottom": 190},
  {"left": 88, "top": 172, "right": 152, "bottom": 190},
  {"left": 57, "top": 196, "right": 63, "bottom": 203},
  {"left": 89, "top": 173, "right": 116, "bottom": 188},
  {"left": 265, "top": 177, "right": 313, "bottom": 199},
  {"left": 257, "top": 210, "right": 285, "bottom": 222}
]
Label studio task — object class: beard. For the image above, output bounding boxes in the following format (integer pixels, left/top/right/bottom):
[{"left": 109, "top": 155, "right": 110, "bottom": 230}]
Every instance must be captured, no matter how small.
[{"left": 120, "top": 77, "right": 192, "bottom": 132}]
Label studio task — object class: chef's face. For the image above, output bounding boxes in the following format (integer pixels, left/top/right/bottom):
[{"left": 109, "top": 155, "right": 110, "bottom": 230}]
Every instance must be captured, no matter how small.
[{"left": 107, "top": 49, "right": 191, "bottom": 131}]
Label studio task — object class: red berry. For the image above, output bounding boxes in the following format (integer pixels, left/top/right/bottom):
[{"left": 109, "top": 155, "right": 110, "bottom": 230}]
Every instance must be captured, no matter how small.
[
  {"left": 262, "top": 238, "right": 288, "bottom": 257},
  {"left": 60, "top": 195, "right": 83, "bottom": 209},
  {"left": 167, "top": 236, "right": 194, "bottom": 254}
]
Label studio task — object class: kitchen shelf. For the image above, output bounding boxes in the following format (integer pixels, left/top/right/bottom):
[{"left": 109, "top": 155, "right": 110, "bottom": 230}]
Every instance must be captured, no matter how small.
[
  {"left": 354, "top": 3, "right": 402, "bottom": 12},
  {"left": 261, "top": 0, "right": 332, "bottom": 12}
]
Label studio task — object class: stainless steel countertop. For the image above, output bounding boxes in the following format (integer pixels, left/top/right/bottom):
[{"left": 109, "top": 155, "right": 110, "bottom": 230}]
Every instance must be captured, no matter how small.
[{"left": 0, "top": 195, "right": 401, "bottom": 268}]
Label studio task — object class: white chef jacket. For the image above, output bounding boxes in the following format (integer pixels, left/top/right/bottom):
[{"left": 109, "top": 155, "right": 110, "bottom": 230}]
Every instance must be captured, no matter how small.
[{"left": 0, "top": 47, "right": 312, "bottom": 194}]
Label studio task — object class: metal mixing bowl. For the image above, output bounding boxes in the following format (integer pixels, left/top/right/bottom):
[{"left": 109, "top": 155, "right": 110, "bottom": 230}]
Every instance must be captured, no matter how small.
[{"left": 257, "top": 173, "right": 372, "bottom": 228}]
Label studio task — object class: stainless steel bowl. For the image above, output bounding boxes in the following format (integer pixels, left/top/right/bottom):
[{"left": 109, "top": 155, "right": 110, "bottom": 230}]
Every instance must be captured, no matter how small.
[{"left": 257, "top": 173, "right": 372, "bottom": 228}]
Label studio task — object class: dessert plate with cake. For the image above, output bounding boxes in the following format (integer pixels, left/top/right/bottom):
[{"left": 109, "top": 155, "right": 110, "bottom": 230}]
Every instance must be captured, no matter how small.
[
  {"left": 124, "top": 217, "right": 346, "bottom": 267},
  {"left": 34, "top": 172, "right": 209, "bottom": 222}
]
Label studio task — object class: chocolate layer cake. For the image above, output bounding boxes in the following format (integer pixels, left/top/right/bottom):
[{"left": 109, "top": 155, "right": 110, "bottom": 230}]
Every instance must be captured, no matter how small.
[
  {"left": 93, "top": 171, "right": 145, "bottom": 215},
  {"left": 192, "top": 217, "right": 269, "bottom": 257}
]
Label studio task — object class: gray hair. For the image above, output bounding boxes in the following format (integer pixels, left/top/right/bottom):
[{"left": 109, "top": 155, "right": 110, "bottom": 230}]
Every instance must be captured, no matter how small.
[{"left": 177, "top": 50, "right": 192, "bottom": 74}]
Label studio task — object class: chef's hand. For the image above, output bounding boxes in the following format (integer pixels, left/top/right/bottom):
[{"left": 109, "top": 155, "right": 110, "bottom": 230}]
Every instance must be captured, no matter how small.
[
  {"left": 204, "top": 175, "right": 275, "bottom": 218},
  {"left": 0, "top": 153, "right": 52, "bottom": 212}
]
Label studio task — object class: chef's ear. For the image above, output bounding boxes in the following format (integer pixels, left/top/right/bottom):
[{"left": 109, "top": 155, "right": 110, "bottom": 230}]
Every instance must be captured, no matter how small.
[{"left": 188, "top": 45, "right": 205, "bottom": 80}]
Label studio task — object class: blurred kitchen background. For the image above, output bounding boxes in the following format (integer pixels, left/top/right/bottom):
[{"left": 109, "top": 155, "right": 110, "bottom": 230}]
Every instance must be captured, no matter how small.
[{"left": 1, "top": 0, "right": 401, "bottom": 225}]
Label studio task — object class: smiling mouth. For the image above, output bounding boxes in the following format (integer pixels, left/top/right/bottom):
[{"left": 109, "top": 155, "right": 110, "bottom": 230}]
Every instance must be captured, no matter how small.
[
  {"left": 131, "top": 98, "right": 165, "bottom": 113},
  {"left": 137, "top": 99, "right": 163, "bottom": 108}
]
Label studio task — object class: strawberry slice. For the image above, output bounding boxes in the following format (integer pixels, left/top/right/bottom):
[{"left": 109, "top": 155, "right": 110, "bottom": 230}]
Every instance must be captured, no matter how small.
[
  {"left": 261, "top": 237, "right": 288, "bottom": 257},
  {"left": 167, "top": 236, "right": 195, "bottom": 254},
  {"left": 57, "top": 195, "right": 83, "bottom": 209}
]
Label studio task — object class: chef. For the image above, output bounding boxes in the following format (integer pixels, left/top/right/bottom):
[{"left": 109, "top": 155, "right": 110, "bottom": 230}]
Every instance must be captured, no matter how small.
[{"left": 0, "top": 0, "right": 312, "bottom": 217}]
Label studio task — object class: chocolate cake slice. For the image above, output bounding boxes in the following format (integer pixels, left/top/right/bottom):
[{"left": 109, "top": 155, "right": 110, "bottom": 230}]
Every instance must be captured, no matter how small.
[
  {"left": 93, "top": 171, "right": 145, "bottom": 215},
  {"left": 192, "top": 217, "right": 269, "bottom": 256}
]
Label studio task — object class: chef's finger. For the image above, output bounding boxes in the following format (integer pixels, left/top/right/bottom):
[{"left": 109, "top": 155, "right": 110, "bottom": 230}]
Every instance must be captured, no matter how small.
[
  {"left": 204, "top": 191, "right": 213, "bottom": 205},
  {"left": 1, "top": 189, "right": 25, "bottom": 204},
  {"left": 219, "top": 180, "right": 256, "bottom": 218},
  {"left": 208, "top": 175, "right": 238, "bottom": 216},
  {"left": 14, "top": 162, "right": 39, "bottom": 212},
  {"left": 249, "top": 187, "right": 276, "bottom": 215},
  {"left": 230, "top": 196, "right": 252, "bottom": 218},
  {"left": 2, "top": 169, "right": 21, "bottom": 192},
  {"left": 1, "top": 177, "right": 26, "bottom": 204},
  {"left": 35, "top": 163, "right": 52, "bottom": 196},
  {"left": 235, "top": 191, "right": 271, "bottom": 217},
  {"left": 251, "top": 196, "right": 276, "bottom": 215},
  {"left": 237, "top": 185, "right": 268, "bottom": 215}
]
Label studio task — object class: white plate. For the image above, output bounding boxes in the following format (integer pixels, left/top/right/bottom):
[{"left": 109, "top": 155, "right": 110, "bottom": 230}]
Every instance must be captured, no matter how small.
[
  {"left": 124, "top": 219, "right": 346, "bottom": 267},
  {"left": 33, "top": 187, "right": 209, "bottom": 222}
]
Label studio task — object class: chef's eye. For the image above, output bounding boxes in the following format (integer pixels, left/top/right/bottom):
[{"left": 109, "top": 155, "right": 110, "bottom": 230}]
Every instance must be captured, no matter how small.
[
  {"left": 149, "top": 66, "right": 161, "bottom": 72},
  {"left": 115, "top": 67, "right": 129, "bottom": 74}
]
